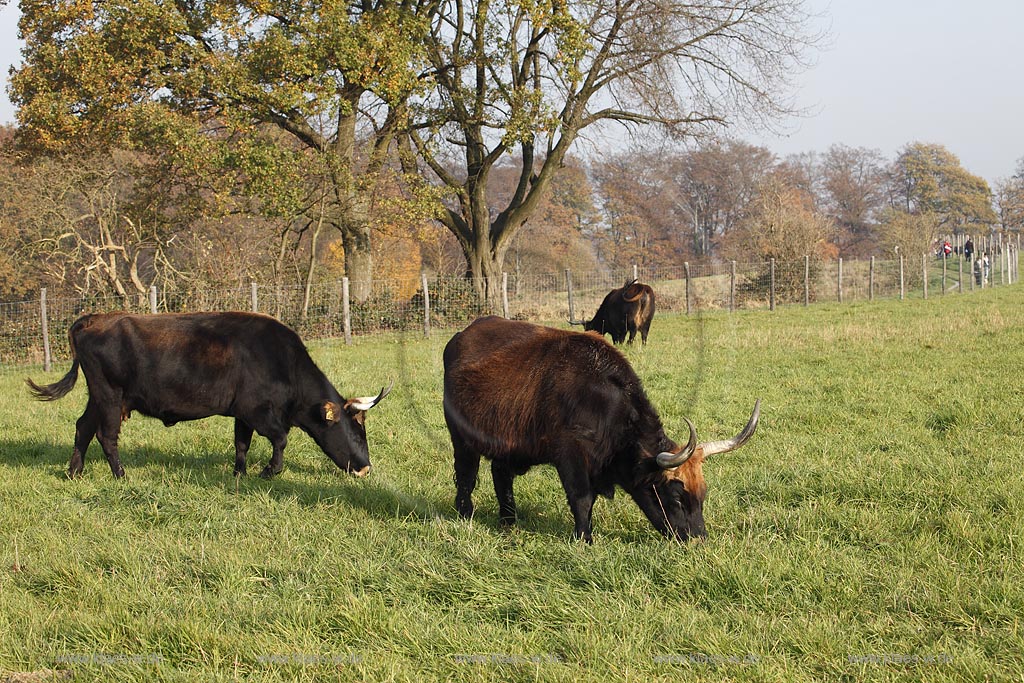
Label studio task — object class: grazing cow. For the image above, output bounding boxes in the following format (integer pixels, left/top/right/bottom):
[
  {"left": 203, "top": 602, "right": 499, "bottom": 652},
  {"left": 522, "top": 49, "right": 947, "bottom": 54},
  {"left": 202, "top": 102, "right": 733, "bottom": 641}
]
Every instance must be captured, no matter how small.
[
  {"left": 442, "top": 316, "right": 759, "bottom": 542},
  {"left": 570, "top": 278, "right": 655, "bottom": 344},
  {"left": 26, "top": 312, "right": 391, "bottom": 479}
]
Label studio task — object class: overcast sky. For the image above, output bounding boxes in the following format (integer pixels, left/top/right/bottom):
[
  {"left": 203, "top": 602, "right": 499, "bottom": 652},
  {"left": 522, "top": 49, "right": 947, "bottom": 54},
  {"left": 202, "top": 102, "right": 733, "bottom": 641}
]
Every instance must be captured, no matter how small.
[{"left": 1, "top": 0, "right": 1022, "bottom": 184}]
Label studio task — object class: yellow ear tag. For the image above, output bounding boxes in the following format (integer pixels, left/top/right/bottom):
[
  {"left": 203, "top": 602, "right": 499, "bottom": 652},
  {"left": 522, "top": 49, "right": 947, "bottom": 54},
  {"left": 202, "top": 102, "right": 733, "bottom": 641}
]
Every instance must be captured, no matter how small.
[{"left": 324, "top": 403, "right": 336, "bottom": 422}]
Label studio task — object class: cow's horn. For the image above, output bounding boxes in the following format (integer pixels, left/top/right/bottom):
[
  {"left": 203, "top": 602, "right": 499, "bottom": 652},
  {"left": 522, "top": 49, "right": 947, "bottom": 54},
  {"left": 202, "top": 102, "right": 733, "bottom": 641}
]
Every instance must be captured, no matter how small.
[
  {"left": 349, "top": 378, "right": 395, "bottom": 411},
  {"left": 567, "top": 316, "right": 584, "bottom": 326},
  {"left": 656, "top": 418, "right": 697, "bottom": 469},
  {"left": 699, "top": 399, "right": 761, "bottom": 458}
]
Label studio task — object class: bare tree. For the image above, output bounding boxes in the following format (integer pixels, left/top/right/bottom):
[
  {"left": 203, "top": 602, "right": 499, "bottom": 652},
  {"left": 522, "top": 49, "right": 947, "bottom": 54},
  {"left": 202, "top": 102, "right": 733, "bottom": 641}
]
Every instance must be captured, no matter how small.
[
  {"left": 408, "top": 0, "right": 823, "bottom": 304},
  {"left": 819, "top": 144, "right": 887, "bottom": 257}
]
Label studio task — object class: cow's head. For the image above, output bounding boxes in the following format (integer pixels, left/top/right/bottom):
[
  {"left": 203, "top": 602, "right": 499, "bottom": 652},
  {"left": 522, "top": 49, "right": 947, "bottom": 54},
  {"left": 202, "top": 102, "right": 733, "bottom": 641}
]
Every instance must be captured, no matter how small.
[
  {"left": 633, "top": 400, "right": 760, "bottom": 541},
  {"left": 310, "top": 381, "right": 393, "bottom": 477}
]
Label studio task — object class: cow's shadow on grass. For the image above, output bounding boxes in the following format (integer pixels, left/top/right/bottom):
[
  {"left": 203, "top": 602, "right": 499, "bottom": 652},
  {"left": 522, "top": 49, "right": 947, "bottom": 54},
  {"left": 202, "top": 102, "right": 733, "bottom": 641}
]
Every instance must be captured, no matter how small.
[
  {"left": 0, "top": 436, "right": 448, "bottom": 524},
  {"left": 2, "top": 437, "right": 659, "bottom": 544}
]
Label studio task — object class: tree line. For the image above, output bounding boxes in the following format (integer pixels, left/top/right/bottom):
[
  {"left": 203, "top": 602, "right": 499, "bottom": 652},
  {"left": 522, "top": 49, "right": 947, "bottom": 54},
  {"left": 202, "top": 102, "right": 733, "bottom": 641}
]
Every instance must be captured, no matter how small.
[{"left": 0, "top": 0, "right": 1019, "bottom": 306}]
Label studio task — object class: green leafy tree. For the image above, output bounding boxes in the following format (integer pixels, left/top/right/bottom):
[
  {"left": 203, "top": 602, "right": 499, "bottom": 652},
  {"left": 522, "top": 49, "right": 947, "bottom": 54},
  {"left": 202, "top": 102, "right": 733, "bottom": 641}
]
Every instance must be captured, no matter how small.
[
  {"left": 887, "top": 142, "right": 997, "bottom": 232},
  {"left": 994, "top": 157, "right": 1024, "bottom": 233},
  {"left": 11, "top": 0, "right": 431, "bottom": 300}
]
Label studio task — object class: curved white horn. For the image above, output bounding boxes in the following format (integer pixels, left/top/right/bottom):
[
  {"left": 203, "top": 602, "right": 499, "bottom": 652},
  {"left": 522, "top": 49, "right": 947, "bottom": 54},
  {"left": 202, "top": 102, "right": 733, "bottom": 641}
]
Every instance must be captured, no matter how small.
[
  {"left": 699, "top": 399, "right": 761, "bottom": 458},
  {"left": 348, "top": 378, "right": 395, "bottom": 412},
  {"left": 656, "top": 418, "right": 697, "bottom": 469}
]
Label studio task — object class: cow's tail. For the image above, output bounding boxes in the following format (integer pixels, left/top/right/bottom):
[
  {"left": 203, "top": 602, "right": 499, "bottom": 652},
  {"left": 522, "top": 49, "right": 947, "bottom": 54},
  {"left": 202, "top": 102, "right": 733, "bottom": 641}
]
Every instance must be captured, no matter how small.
[{"left": 26, "top": 317, "right": 87, "bottom": 401}]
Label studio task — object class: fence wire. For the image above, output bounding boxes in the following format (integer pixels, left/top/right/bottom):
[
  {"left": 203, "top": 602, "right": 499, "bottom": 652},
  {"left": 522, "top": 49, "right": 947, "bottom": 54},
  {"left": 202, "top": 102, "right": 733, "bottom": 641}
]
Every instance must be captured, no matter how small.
[{"left": 1, "top": 251, "right": 1018, "bottom": 375}]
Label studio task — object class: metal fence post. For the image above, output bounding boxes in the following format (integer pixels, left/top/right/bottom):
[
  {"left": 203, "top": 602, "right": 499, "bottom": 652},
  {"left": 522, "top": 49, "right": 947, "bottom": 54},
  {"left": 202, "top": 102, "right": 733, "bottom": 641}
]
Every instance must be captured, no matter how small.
[
  {"left": 501, "top": 272, "right": 510, "bottom": 318},
  {"left": 565, "top": 269, "right": 575, "bottom": 322},
  {"left": 41, "top": 288, "right": 52, "bottom": 373},
  {"left": 869, "top": 256, "right": 875, "bottom": 301},
  {"left": 150, "top": 285, "right": 158, "bottom": 313},
  {"left": 769, "top": 258, "right": 776, "bottom": 311},
  {"left": 422, "top": 273, "right": 431, "bottom": 338},
  {"left": 342, "top": 277, "right": 351, "bottom": 345},
  {"left": 251, "top": 282, "right": 258, "bottom": 312},
  {"left": 683, "top": 261, "right": 691, "bottom": 315}
]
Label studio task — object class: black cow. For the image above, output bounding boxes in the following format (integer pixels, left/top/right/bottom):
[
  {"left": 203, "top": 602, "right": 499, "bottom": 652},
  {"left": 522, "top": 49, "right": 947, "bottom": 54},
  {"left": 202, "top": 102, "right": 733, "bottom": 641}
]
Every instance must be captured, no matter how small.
[
  {"left": 442, "top": 316, "right": 759, "bottom": 542},
  {"left": 570, "top": 278, "right": 655, "bottom": 344},
  {"left": 26, "top": 312, "right": 391, "bottom": 479}
]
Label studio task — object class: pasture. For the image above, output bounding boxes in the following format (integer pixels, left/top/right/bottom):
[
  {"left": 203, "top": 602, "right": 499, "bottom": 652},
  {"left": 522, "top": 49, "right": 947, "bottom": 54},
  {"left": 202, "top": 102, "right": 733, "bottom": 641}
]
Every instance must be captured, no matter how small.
[{"left": 1, "top": 288, "right": 1022, "bottom": 682}]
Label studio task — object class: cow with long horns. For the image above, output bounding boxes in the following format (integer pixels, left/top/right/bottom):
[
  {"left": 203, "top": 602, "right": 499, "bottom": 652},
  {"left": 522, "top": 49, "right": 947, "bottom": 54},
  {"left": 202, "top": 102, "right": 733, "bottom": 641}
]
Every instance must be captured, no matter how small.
[
  {"left": 443, "top": 316, "right": 759, "bottom": 542},
  {"left": 570, "top": 278, "right": 655, "bottom": 344},
  {"left": 27, "top": 312, "right": 391, "bottom": 479}
]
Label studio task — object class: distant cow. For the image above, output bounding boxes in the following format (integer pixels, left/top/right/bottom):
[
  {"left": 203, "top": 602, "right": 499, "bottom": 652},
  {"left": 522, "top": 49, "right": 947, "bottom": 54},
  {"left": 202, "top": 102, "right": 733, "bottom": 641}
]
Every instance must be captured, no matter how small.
[
  {"left": 570, "top": 278, "right": 655, "bottom": 344},
  {"left": 442, "top": 316, "right": 759, "bottom": 542},
  {"left": 26, "top": 312, "right": 391, "bottom": 479}
]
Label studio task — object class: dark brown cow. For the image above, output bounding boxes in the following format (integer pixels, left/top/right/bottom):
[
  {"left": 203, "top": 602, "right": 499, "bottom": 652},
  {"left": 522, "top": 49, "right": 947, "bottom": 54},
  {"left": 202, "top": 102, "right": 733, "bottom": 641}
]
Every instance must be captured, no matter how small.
[
  {"left": 442, "top": 316, "right": 759, "bottom": 542},
  {"left": 27, "top": 312, "right": 391, "bottom": 479},
  {"left": 570, "top": 278, "right": 655, "bottom": 344}
]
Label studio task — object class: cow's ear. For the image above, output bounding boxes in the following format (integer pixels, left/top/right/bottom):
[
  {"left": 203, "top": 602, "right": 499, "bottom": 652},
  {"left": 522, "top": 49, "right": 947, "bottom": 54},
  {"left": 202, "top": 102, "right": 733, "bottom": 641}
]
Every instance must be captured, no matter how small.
[{"left": 321, "top": 401, "right": 343, "bottom": 424}]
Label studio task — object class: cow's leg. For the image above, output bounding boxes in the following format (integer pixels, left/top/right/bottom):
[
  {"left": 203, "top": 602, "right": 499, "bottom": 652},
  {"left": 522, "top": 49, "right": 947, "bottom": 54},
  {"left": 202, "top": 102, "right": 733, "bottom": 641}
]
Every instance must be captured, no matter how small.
[
  {"left": 491, "top": 460, "right": 517, "bottom": 526},
  {"left": 94, "top": 404, "right": 126, "bottom": 479},
  {"left": 639, "top": 319, "right": 652, "bottom": 344},
  {"left": 627, "top": 323, "right": 638, "bottom": 344},
  {"left": 69, "top": 401, "right": 99, "bottom": 478},
  {"left": 555, "top": 459, "right": 596, "bottom": 543},
  {"left": 452, "top": 441, "right": 480, "bottom": 520},
  {"left": 233, "top": 419, "right": 254, "bottom": 476},
  {"left": 259, "top": 431, "right": 288, "bottom": 478}
]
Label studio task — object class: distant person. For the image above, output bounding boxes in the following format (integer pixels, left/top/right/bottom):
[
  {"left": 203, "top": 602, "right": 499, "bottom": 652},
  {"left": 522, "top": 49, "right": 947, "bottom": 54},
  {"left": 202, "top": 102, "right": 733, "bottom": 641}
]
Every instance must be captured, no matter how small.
[
  {"left": 983, "top": 253, "right": 991, "bottom": 284},
  {"left": 974, "top": 257, "right": 983, "bottom": 285},
  {"left": 942, "top": 240, "right": 952, "bottom": 258},
  {"left": 964, "top": 238, "right": 974, "bottom": 263}
]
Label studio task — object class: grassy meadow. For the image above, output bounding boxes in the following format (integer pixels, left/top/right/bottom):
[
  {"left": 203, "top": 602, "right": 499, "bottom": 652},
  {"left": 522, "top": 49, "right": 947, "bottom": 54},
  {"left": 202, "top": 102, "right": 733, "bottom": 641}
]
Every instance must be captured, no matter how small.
[{"left": 1, "top": 287, "right": 1022, "bottom": 682}]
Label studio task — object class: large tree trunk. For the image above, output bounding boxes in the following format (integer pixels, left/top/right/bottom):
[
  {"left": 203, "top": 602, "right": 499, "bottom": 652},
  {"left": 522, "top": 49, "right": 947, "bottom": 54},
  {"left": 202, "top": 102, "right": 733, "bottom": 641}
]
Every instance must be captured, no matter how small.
[
  {"left": 463, "top": 235, "right": 509, "bottom": 313},
  {"left": 340, "top": 220, "right": 373, "bottom": 302},
  {"left": 334, "top": 89, "right": 375, "bottom": 302}
]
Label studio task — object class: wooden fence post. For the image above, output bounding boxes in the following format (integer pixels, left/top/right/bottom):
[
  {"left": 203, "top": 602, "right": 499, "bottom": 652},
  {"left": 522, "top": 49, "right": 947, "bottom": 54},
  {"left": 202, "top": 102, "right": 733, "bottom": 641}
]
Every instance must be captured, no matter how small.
[
  {"left": 869, "top": 256, "right": 875, "bottom": 302},
  {"left": 922, "top": 254, "right": 928, "bottom": 300},
  {"left": 804, "top": 255, "right": 810, "bottom": 306},
  {"left": 769, "top": 258, "right": 776, "bottom": 311},
  {"left": 251, "top": 282, "right": 258, "bottom": 312},
  {"left": 150, "top": 285, "right": 158, "bottom": 313},
  {"left": 942, "top": 253, "right": 947, "bottom": 295},
  {"left": 41, "top": 288, "right": 51, "bottom": 373},
  {"left": 633, "top": 264, "right": 638, "bottom": 281},
  {"left": 683, "top": 261, "right": 691, "bottom": 315},
  {"left": 422, "top": 273, "right": 431, "bottom": 338},
  {"left": 837, "top": 257, "right": 843, "bottom": 303},
  {"left": 730, "top": 261, "right": 736, "bottom": 313},
  {"left": 958, "top": 255, "right": 963, "bottom": 292},
  {"left": 899, "top": 255, "right": 905, "bottom": 300},
  {"left": 565, "top": 269, "right": 576, "bottom": 322},
  {"left": 342, "top": 277, "right": 351, "bottom": 345},
  {"left": 502, "top": 272, "right": 510, "bottom": 318}
]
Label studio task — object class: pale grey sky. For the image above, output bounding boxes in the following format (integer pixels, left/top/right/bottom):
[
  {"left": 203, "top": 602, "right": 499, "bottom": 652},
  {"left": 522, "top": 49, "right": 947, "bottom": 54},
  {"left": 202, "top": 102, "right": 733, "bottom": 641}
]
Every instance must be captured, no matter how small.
[{"left": 1, "top": 1, "right": 1022, "bottom": 183}]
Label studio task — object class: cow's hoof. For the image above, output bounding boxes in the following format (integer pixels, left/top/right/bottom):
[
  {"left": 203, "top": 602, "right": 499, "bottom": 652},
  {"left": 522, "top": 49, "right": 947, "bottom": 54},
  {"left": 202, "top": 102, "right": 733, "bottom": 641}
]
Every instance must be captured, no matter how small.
[{"left": 259, "top": 466, "right": 280, "bottom": 479}]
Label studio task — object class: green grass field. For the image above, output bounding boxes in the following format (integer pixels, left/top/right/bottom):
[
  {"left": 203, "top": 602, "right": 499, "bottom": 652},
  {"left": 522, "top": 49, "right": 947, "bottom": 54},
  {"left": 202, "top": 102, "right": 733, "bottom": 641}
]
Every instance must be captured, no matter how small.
[{"left": 2, "top": 288, "right": 1022, "bottom": 682}]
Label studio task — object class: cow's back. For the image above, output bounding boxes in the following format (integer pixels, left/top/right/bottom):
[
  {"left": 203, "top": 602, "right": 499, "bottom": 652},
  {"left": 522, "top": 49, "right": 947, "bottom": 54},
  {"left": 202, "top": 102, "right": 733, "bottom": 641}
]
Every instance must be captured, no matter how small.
[
  {"left": 72, "top": 312, "right": 308, "bottom": 421},
  {"left": 443, "top": 317, "right": 640, "bottom": 459}
]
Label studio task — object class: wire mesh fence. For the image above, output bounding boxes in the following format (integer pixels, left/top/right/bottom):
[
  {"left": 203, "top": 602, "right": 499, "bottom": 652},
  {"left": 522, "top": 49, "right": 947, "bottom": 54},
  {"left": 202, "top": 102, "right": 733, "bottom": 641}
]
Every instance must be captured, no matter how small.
[{"left": 2, "top": 249, "right": 1018, "bottom": 375}]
